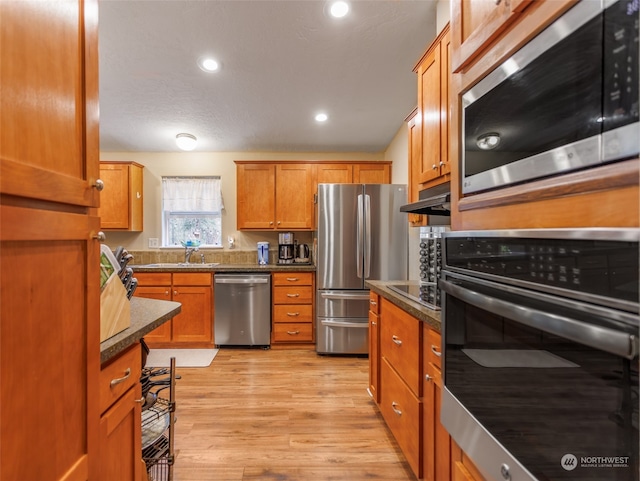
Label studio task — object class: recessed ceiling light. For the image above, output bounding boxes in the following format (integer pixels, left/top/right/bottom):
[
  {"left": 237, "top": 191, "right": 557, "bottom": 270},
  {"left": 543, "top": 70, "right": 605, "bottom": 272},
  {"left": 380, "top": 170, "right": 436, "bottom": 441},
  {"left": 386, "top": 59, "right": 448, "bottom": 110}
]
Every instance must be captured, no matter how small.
[
  {"left": 315, "top": 113, "right": 328, "bottom": 122},
  {"left": 329, "top": 1, "right": 350, "bottom": 18},
  {"left": 176, "top": 133, "right": 198, "bottom": 151},
  {"left": 199, "top": 57, "right": 220, "bottom": 72}
]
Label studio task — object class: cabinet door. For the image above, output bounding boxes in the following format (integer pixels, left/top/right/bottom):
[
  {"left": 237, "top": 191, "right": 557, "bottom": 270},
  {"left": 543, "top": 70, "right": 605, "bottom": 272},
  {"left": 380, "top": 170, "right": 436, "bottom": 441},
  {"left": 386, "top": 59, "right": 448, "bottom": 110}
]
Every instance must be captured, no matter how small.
[
  {"left": 237, "top": 163, "right": 276, "bottom": 229},
  {"left": 439, "top": 29, "right": 451, "bottom": 177},
  {"left": 98, "top": 387, "right": 142, "bottom": 481},
  {"left": 451, "top": 0, "right": 532, "bottom": 72},
  {"left": 368, "top": 292, "right": 380, "bottom": 403},
  {"left": 407, "top": 112, "right": 426, "bottom": 227},
  {"left": 135, "top": 286, "right": 172, "bottom": 343},
  {"left": 98, "top": 162, "right": 143, "bottom": 231},
  {"left": 275, "top": 164, "right": 314, "bottom": 230},
  {"left": 417, "top": 40, "right": 444, "bottom": 185},
  {"left": 423, "top": 363, "right": 451, "bottom": 481},
  {"left": 353, "top": 163, "right": 391, "bottom": 184},
  {"left": 171, "top": 286, "right": 213, "bottom": 344},
  {"left": 316, "top": 163, "right": 353, "bottom": 184},
  {"left": 1, "top": 1, "right": 100, "bottom": 479}
]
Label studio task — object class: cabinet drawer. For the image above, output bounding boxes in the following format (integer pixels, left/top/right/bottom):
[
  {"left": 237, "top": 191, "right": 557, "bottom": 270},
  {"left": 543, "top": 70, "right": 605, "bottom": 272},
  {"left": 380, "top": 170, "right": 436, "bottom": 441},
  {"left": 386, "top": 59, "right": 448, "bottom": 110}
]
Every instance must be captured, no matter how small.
[
  {"left": 173, "top": 272, "right": 212, "bottom": 286},
  {"left": 272, "top": 272, "right": 313, "bottom": 286},
  {"left": 272, "top": 323, "right": 313, "bottom": 342},
  {"left": 273, "top": 285, "right": 313, "bottom": 304},
  {"left": 100, "top": 344, "right": 141, "bottom": 414},
  {"left": 134, "top": 272, "right": 171, "bottom": 286},
  {"left": 273, "top": 304, "right": 313, "bottom": 323},
  {"left": 426, "top": 328, "right": 442, "bottom": 370},
  {"left": 380, "top": 357, "right": 422, "bottom": 478},
  {"left": 369, "top": 291, "right": 380, "bottom": 315},
  {"left": 380, "top": 300, "right": 422, "bottom": 396}
]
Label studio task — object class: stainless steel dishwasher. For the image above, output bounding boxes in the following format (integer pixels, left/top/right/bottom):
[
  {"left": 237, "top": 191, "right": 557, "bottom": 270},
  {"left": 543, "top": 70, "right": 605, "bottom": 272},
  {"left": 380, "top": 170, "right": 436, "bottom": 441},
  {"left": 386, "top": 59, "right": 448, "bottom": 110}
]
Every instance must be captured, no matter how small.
[{"left": 214, "top": 273, "right": 271, "bottom": 347}]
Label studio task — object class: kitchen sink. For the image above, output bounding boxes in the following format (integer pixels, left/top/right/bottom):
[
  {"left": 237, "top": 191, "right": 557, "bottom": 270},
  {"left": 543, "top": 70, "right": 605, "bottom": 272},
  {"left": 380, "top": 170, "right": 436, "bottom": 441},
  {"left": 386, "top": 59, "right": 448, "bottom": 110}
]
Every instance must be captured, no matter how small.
[{"left": 134, "top": 263, "right": 220, "bottom": 268}]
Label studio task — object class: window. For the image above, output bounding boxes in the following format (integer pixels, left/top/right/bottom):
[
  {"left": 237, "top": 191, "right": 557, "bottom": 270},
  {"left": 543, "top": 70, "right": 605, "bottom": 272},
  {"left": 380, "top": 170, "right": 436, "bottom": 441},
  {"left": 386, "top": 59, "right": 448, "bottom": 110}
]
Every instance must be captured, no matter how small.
[{"left": 162, "top": 176, "right": 224, "bottom": 247}]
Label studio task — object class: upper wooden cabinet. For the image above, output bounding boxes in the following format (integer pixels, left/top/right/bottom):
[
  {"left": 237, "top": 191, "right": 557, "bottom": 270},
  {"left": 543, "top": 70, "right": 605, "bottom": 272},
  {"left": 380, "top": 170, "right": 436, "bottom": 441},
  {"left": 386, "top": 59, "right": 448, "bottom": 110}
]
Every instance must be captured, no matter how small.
[
  {"left": 411, "top": 25, "right": 450, "bottom": 192},
  {"left": 450, "top": 0, "right": 532, "bottom": 72},
  {"left": 98, "top": 162, "right": 144, "bottom": 231},
  {"left": 236, "top": 161, "right": 391, "bottom": 231},
  {"left": 236, "top": 162, "right": 314, "bottom": 230}
]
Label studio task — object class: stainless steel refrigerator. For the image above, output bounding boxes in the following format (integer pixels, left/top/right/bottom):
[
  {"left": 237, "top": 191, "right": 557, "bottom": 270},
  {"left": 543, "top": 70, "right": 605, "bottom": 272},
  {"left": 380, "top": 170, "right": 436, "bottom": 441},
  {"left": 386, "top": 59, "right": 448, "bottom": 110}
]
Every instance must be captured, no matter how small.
[{"left": 316, "top": 183, "right": 408, "bottom": 354}]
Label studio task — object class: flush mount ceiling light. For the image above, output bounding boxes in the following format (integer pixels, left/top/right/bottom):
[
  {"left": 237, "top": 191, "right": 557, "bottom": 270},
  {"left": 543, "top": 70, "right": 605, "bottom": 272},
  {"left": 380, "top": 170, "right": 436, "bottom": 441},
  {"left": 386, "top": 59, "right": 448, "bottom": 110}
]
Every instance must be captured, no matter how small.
[
  {"left": 329, "top": 1, "right": 350, "bottom": 18},
  {"left": 315, "top": 113, "right": 328, "bottom": 122},
  {"left": 198, "top": 57, "right": 220, "bottom": 72},
  {"left": 476, "top": 132, "right": 501, "bottom": 150},
  {"left": 176, "top": 133, "right": 198, "bottom": 151}
]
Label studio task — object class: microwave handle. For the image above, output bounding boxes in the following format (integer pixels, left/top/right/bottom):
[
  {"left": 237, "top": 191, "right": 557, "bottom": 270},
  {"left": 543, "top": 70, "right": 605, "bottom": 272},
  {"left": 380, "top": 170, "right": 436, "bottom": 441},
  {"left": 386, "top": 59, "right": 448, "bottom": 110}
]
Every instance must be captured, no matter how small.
[{"left": 440, "top": 278, "right": 638, "bottom": 360}]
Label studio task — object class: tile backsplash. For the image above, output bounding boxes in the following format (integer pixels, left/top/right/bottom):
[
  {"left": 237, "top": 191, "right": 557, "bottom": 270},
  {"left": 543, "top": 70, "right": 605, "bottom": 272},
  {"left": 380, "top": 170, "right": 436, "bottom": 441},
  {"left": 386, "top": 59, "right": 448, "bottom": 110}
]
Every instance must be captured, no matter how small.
[{"left": 128, "top": 249, "right": 281, "bottom": 265}]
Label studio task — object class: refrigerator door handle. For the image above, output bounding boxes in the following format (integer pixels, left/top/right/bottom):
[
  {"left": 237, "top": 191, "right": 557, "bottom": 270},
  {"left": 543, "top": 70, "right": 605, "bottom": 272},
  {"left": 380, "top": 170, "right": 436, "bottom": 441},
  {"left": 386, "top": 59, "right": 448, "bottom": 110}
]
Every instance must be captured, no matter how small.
[
  {"left": 320, "top": 319, "right": 369, "bottom": 329},
  {"left": 320, "top": 292, "right": 370, "bottom": 301},
  {"left": 357, "top": 194, "right": 364, "bottom": 278},
  {"left": 364, "top": 194, "right": 371, "bottom": 278}
]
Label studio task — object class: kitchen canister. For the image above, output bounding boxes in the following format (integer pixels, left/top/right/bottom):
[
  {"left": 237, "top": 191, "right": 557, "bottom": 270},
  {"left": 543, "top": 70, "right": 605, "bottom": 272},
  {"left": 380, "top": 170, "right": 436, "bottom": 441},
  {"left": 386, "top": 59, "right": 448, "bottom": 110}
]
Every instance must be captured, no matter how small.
[{"left": 257, "top": 242, "right": 269, "bottom": 265}]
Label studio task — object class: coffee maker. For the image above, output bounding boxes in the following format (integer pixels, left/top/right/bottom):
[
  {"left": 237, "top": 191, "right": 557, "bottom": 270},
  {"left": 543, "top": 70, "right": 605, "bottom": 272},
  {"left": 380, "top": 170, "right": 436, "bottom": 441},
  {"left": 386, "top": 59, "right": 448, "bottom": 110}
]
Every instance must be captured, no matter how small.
[{"left": 278, "top": 232, "right": 295, "bottom": 264}]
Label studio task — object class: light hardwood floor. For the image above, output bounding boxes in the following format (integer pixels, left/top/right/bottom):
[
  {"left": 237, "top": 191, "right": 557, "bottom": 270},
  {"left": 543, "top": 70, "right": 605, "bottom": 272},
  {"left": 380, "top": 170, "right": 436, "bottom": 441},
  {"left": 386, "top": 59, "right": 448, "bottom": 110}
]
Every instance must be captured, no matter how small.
[{"left": 172, "top": 348, "right": 415, "bottom": 481}]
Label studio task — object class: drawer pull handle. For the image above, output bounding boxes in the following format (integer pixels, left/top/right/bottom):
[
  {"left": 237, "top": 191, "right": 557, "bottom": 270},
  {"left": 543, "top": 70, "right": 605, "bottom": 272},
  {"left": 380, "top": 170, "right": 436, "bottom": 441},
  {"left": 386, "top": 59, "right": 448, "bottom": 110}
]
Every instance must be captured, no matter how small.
[
  {"left": 135, "top": 397, "right": 145, "bottom": 403},
  {"left": 431, "top": 345, "right": 441, "bottom": 357},
  {"left": 286, "top": 277, "right": 299, "bottom": 282},
  {"left": 391, "top": 402, "right": 402, "bottom": 416},
  {"left": 287, "top": 330, "right": 300, "bottom": 335},
  {"left": 110, "top": 368, "right": 131, "bottom": 387},
  {"left": 369, "top": 300, "right": 377, "bottom": 305},
  {"left": 287, "top": 312, "right": 300, "bottom": 317},
  {"left": 286, "top": 293, "right": 300, "bottom": 298},
  {"left": 392, "top": 335, "right": 402, "bottom": 346}
]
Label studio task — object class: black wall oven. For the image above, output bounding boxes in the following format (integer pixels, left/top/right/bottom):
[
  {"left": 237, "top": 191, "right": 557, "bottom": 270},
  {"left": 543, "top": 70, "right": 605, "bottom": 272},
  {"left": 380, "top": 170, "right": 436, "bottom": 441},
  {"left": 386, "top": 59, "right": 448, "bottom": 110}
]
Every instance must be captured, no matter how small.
[
  {"left": 462, "top": 0, "right": 639, "bottom": 194},
  {"left": 440, "top": 229, "right": 639, "bottom": 481}
]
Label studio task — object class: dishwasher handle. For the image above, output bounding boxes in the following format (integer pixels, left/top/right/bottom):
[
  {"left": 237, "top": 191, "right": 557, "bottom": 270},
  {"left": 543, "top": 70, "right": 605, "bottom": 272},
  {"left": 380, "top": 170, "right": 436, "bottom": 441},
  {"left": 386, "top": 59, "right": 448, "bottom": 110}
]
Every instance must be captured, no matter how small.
[{"left": 215, "top": 277, "right": 270, "bottom": 285}]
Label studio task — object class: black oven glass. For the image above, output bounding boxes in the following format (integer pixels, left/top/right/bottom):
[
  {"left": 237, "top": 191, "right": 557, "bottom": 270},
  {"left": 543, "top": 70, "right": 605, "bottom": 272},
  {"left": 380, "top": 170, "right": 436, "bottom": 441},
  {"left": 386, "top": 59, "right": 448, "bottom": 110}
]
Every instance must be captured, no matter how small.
[
  {"left": 442, "top": 231, "right": 639, "bottom": 481},
  {"left": 444, "top": 281, "right": 639, "bottom": 480}
]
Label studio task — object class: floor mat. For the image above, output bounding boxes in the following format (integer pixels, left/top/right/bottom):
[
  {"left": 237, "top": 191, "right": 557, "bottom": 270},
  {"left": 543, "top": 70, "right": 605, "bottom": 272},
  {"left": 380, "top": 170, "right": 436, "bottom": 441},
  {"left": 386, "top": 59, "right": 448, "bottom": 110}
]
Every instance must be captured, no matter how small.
[{"left": 145, "top": 348, "right": 218, "bottom": 368}]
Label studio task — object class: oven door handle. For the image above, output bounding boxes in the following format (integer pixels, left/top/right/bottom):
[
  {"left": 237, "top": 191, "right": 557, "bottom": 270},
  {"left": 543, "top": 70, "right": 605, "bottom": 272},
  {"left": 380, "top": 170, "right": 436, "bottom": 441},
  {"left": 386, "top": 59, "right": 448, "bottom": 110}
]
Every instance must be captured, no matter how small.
[{"left": 440, "top": 279, "right": 638, "bottom": 360}]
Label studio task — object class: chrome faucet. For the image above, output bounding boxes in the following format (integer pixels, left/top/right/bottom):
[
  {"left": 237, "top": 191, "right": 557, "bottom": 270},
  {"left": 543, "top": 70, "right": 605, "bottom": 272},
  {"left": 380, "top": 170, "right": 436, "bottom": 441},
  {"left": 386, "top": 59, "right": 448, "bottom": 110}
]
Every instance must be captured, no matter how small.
[{"left": 184, "top": 246, "right": 199, "bottom": 263}]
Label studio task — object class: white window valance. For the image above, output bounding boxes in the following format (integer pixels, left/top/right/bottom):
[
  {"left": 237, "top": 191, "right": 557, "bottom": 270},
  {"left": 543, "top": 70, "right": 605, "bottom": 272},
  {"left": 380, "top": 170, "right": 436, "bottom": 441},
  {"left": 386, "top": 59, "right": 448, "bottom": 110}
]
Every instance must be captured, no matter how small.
[{"left": 162, "top": 177, "right": 224, "bottom": 212}]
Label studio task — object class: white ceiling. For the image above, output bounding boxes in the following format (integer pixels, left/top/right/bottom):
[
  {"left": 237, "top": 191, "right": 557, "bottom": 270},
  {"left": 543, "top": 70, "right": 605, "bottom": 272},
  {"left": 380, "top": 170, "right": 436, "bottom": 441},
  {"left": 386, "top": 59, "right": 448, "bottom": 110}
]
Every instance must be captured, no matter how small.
[{"left": 98, "top": 1, "right": 438, "bottom": 153}]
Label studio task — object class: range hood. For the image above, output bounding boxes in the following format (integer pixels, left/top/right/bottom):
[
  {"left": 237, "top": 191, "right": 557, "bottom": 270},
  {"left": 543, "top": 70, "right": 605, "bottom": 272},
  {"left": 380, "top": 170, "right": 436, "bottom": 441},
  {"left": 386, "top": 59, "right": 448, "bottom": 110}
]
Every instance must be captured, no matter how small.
[{"left": 400, "top": 182, "right": 451, "bottom": 216}]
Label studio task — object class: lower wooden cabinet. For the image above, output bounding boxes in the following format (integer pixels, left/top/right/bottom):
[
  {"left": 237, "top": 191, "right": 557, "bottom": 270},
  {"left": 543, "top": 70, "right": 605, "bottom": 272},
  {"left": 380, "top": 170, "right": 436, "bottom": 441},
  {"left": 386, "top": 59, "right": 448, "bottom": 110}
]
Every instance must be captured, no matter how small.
[
  {"left": 134, "top": 272, "right": 213, "bottom": 348},
  {"left": 98, "top": 343, "right": 142, "bottom": 481},
  {"left": 368, "top": 291, "right": 380, "bottom": 403},
  {"left": 271, "top": 272, "right": 315, "bottom": 347}
]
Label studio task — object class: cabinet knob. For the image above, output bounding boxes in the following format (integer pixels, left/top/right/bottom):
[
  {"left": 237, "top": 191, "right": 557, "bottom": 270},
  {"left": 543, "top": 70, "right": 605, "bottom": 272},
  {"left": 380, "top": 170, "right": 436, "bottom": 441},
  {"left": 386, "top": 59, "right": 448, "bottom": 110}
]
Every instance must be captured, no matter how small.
[
  {"left": 93, "top": 179, "right": 105, "bottom": 191},
  {"left": 135, "top": 396, "right": 146, "bottom": 403},
  {"left": 277, "top": 221, "right": 281, "bottom": 225},
  {"left": 425, "top": 374, "right": 433, "bottom": 382},
  {"left": 165, "top": 290, "right": 170, "bottom": 296},
  {"left": 93, "top": 231, "right": 106, "bottom": 242},
  {"left": 432, "top": 164, "right": 438, "bottom": 170},
  {"left": 174, "top": 290, "right": 178, "bottom": 296},
  {"left": 439, "top": 161, "right": 444, "bottom": 167},
  {"left": 269, "top": 221, "right": 274, "bottom": 225},
  {"left": 371, "top": 320, "right": 377, "bottom": 326}
]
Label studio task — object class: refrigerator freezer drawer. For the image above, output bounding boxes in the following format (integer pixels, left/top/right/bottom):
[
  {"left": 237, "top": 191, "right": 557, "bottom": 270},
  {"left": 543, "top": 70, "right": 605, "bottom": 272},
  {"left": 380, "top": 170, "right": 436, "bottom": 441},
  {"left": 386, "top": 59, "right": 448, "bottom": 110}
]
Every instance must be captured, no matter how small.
[
  {"left": 316, "top": 289, "right": 369, "bottom": 318},
  {"left": 316, "top": 317, "right": 368, "bottom": 354}
]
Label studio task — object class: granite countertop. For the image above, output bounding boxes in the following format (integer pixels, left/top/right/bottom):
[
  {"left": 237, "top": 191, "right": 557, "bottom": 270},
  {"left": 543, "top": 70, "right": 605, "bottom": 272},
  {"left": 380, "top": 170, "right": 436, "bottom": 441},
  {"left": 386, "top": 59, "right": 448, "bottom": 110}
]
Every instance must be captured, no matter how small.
[
  {"left": 365, "top": 280, "right": 441, "bottom": 333},
  {"left": 100, "top": 297, "right": 181, "bottom": 365},
  {"left": 131, "top": 263, "right": 316, "bottom": 273}
]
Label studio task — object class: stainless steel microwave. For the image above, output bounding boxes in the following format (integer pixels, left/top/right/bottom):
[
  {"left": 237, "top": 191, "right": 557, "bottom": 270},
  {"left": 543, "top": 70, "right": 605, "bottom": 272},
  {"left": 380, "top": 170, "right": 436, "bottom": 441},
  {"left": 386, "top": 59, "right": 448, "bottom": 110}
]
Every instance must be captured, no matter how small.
[{"left": 462, "top": 0, "right": 639, "bottom": 195}]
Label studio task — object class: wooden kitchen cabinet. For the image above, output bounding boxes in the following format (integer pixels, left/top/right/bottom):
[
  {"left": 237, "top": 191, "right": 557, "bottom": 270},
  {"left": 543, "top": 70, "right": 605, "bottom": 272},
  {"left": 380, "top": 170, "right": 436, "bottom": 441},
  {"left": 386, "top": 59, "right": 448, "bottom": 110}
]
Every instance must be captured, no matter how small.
[
  {"left": 316, "top": 163, "right": 354, "bottom": 184},
  {"left": 378, "top": 298, "right": 423, "bottom": 479},
  {"left": 98, "top": 161, "right": 144, "bottom": 231},
  {"left": 271, "top": 272, "right": 315, "bottom": 347},
  {"left": 353, "top": 163, "right": 391, "bottom": 184},
  {"left": 98, "top": 344, "right": 143, "bottom": 481},
  {"left": 236, "top": 162, "right": 314, "bottom": 230},
  {"left": 1, "top": 1, "right": 101, "bottom": 480},
  {"left": 450, "top": 0, "right": 532, "bottom": 72},
  {"left": 451, "top": 441, "right": 487, "bottom": 481},
  {"left": 413, "top": 24, "right": 450, "bottom": 190},
  {"left": 368, "top": 291, "right": 380, "bottom": 403},
  {"left": 135, "top": 272, "right": 213, "bottom": 348},
  {"left": 407, "top": 109, "right": 426, "bottom": 227},
  {"left": 422, "top": 325, "right": 451, "bottom": 481}
]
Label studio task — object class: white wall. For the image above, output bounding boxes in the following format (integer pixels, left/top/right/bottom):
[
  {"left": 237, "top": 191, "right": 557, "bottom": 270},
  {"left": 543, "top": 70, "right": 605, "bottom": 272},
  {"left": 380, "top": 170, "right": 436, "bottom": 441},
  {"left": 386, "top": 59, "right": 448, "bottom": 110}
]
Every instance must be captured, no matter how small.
[{"left": 100, "top": 151, "right": 384, "bottom": 251}]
